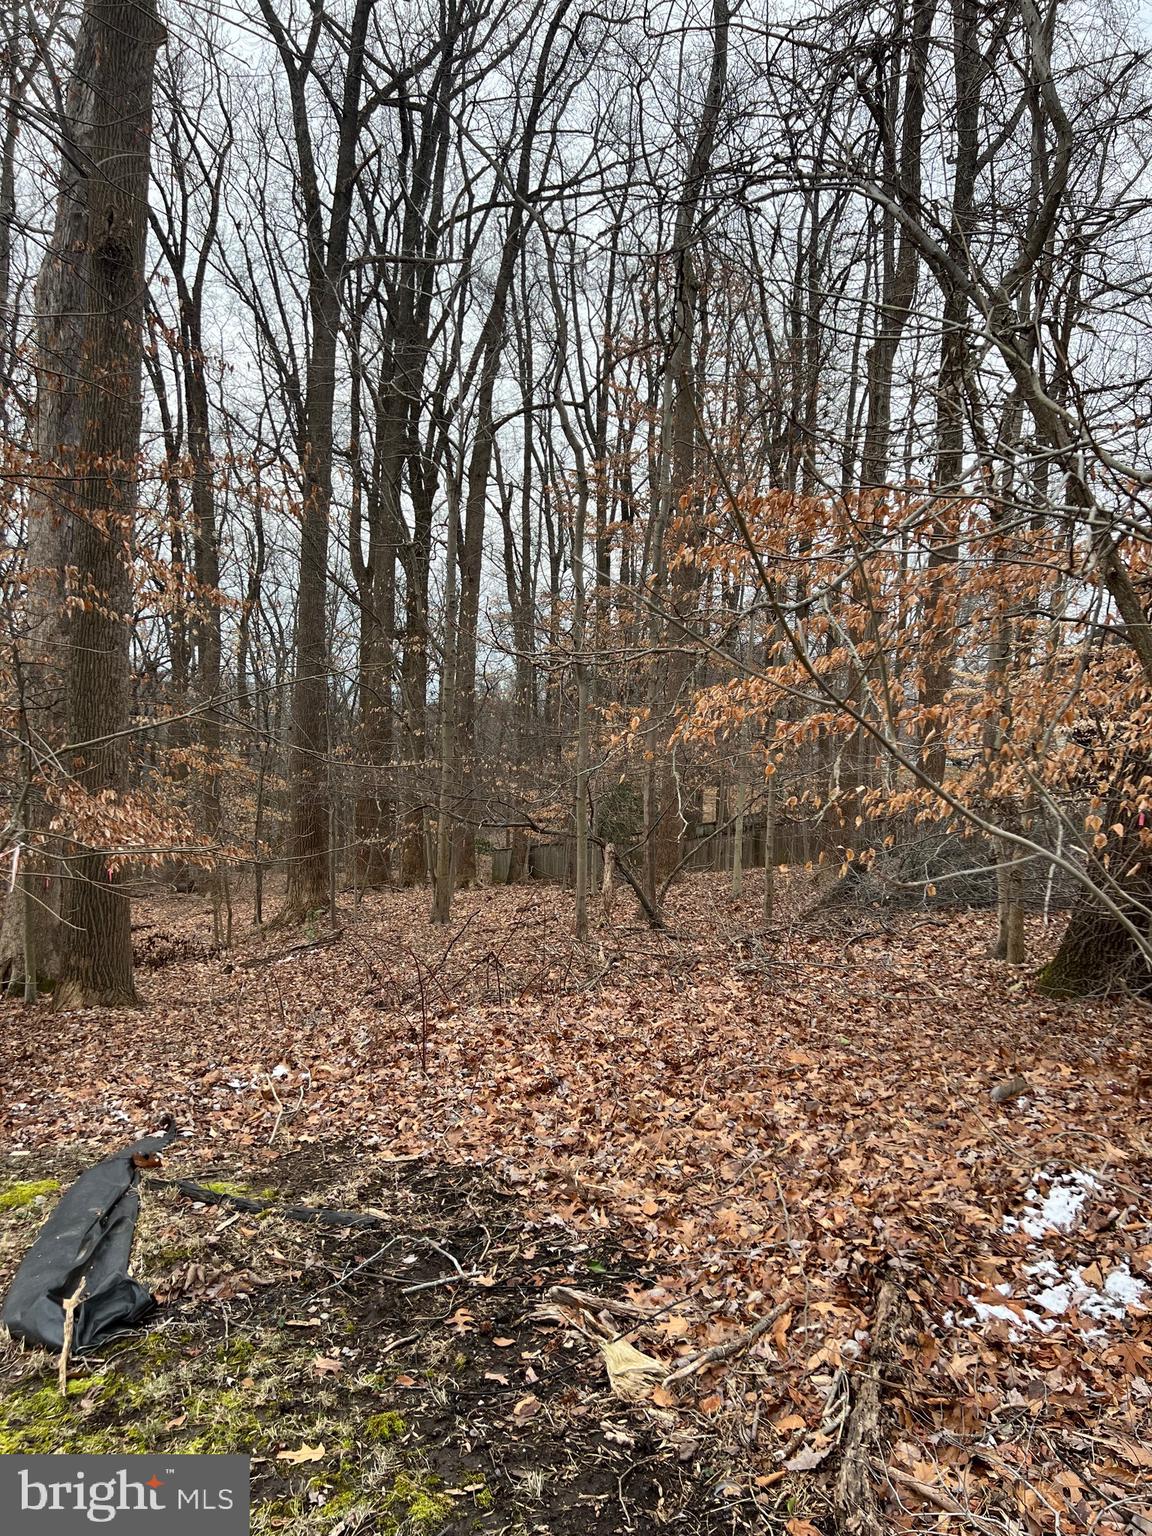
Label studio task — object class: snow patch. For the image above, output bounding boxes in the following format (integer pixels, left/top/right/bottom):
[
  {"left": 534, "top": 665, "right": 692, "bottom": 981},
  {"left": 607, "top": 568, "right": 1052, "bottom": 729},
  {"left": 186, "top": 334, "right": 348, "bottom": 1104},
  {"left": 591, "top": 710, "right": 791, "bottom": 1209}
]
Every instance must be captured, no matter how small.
[
  {"left": 964, "top": 1283, "right": 1057, "bottom": 1339},
  {"left": 959, "top": 1169, "right": 1148, "bottom": 1343},
  {"left": 1026, "top": 1257, "right": 1148, "bottom": 1324},
  {"left": 1002, "top": 1168, "right": 1100, "bottom": 1238}
]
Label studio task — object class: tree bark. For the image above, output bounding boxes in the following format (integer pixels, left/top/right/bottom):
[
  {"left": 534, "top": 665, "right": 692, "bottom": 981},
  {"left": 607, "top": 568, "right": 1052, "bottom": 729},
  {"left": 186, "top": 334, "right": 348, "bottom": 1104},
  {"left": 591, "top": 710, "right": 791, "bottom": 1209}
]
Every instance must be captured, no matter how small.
[
  {"left": 55, "top": 0, "right": 166, "bottom": 1009},
  {"left": 0, "top": 7, "right": 104, "bottom": 992},
  {"left": 258, "top": 0, "right": 375, "bottom": 922},
  {"left": 644, "top": 0, "right": 729, "bottom": 902}
]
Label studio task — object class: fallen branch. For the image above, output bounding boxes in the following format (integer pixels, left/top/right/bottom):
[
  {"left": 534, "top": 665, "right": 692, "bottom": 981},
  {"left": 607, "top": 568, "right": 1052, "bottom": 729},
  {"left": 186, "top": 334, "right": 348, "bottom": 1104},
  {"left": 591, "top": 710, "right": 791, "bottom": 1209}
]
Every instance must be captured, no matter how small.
[
  {"left": 547, "top": 1285, "right": 664, "bottom": 1321},
  {"left": 887, "top": 1469, "right": 1003, "bottom": 1536},
  {"left": 237, "top": 931, "right": 343, "bottom": 969},
  {"left": 831, "top": 1271, "right": 911, "bottom": 1536},
  {"left": 400, "top": 1271, "right": 479, "bottom": 1295},
  {"left": 155, "top": 1178, "right": 389, "bottom": 1229},
  {"left": 663, "top": 1301, "right": 789, "bottom": 1388}
]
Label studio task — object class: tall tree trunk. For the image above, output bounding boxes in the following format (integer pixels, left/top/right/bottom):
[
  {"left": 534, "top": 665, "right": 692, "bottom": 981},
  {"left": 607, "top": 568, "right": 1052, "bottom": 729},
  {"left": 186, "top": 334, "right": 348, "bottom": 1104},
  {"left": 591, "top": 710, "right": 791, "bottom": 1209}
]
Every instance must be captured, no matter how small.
[
  {"left": 0, "top": 32, "right": 101, "bottom": 991},
  {"left": 644, "top": 0, "right": 729, "bottom": 900},
  {"left": 432, "top": 463, "right": 462, "bottom": 925},
  {"left": 452, "top": 0, "right": 573, "bottom": 886},
  {"left": 258, "top": 0, "right": 374, "bottom": 922},
  {"left": 918, "top": 0, "right": 978, "bottom": 785},
  {"left": 842, "top": 0, "right": 933, "bottom": 855},
  {"left": 55, "top": 0, "right": 165, "bottom": 1009}
]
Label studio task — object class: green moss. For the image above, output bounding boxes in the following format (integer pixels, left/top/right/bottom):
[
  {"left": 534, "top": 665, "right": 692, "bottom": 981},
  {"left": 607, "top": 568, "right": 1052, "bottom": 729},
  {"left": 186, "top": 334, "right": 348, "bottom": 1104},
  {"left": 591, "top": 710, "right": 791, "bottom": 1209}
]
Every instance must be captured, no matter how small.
[
  {"left": 200, "top": 1180, "right": 276, "bottom": 1201},
  {"left": 364, "top": 1410, "right": 406, "bottom": 1443},
  {"left": 0, "top": 1378, "right": 123, "bottom": 1455},
  {"left": 0, "top": 1178, "right": 60, "bottom": 1211},
  {"left": 252, "top": 1494, "right": 306, "bottom": 1531},
  {"left": 138, "top": 1329, "right": 195, "bottom": 1367},
  {"left": 388, "top": 1472, "right": 453, "bottom": 1529},
  {"left": 183, "top": 1388, "right": 271, "bottom": 1455},
  {"left": 217, "top": 1336, "right": 258, "bottom": 1370},
  {"left": 153, "top": 1244, "right": 193, "bottom": 1265},
  {"left": 307, "top": 1475, "right": 363, "bottom": 1520}
]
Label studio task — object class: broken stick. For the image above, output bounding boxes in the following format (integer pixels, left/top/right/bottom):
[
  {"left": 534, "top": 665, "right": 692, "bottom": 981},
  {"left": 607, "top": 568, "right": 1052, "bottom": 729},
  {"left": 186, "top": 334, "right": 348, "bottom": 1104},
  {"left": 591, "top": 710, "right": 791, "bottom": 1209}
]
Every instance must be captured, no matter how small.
[
  {"left": 58, "top": 1276, "right": 87, "bottom": 1394},
  {"left": 663, "top": 1300, "right": 789, "bottom": 1389}
]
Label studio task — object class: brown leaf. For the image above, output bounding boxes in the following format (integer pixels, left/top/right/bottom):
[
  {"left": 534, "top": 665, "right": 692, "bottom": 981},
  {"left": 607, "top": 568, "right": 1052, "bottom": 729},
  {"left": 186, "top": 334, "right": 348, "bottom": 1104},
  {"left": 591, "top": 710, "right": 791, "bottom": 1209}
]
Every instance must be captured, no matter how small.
[
  {"left": 512, "top": 1394, "right": 542, "bottom": 1424},
  {"left": 784, "top": 1443, "right": 832, "bottom": 1472},
  {"left": 276, "top": 1444, "right": 325, "bottom": 1464}
]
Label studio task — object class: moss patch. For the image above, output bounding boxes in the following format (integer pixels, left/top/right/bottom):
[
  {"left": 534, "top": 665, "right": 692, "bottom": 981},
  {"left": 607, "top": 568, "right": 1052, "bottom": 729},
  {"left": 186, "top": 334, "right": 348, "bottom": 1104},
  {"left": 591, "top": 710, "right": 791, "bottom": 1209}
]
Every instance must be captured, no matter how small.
[
  {"left": 0, "top": 1178, "right": 61, "bottom": 1211},
  {"left": 0, "top": 1377, "right": 125, "bottom": 1456},
  {"left": 200, "top": 1180, "right": 277, "bottom": 1201},
  {"left": 183, "top": 1387, "right": 273, "bottom": 1455},
  {"left": 386, "top": 1471, "right": 454, "bottom": 1528},
  {"left": 364, "top": 1410, "right": 407, "bottom": 1443}
]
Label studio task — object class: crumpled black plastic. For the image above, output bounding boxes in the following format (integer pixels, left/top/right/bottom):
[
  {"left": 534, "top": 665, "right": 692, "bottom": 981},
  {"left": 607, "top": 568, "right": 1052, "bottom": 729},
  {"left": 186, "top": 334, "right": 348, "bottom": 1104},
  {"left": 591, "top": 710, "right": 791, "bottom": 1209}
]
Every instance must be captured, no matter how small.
[{"left": 1, "top": 1122, "right": 178, "bottom": 1352}]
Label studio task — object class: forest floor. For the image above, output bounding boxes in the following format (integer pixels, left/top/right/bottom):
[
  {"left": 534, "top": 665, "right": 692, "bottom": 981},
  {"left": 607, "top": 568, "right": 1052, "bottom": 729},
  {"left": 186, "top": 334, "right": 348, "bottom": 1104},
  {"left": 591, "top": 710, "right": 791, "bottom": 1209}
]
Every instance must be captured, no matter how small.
[{"left": 0, "top": 871, "right": 1150, "bottom": 1535}]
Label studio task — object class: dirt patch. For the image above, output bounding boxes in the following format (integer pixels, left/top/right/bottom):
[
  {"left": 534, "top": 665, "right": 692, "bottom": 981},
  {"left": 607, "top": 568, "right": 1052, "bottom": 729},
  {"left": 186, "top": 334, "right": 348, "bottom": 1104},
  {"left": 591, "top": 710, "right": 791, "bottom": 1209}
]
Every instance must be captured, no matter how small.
[{"left": 1, "top": 1143, "right": 754, "bottom": 1535}]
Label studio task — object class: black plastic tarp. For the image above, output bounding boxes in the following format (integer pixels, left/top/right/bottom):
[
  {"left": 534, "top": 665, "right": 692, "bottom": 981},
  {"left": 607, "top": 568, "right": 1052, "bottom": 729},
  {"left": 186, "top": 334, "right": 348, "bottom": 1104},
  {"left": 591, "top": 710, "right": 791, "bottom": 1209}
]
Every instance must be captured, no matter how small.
[{"left": 1, "top": 1122, "right": 178, "bottom": 1352}]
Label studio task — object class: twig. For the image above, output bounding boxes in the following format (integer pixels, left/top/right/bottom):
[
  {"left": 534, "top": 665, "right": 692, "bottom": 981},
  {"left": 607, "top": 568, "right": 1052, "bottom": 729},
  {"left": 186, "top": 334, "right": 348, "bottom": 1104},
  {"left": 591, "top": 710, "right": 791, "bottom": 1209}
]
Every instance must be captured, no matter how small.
[
  {"left": 417, "top": 1236, "right": 464, "bottom": 1275},
  {"left": 663, "top": 1301, "right": 789, "bottom": 1388},
  {"left": 58, "top": 1277, "right": 87, "bottom": 1393},
  {"left": 887, "top": 1468, "right": 1003, "bottom": 1536},
  {"left": 378, "top": 1332, "right": 419, "bottom": 1357},
  {"left": 401, "top": 1271, "right": 479, "bottom": 1295},
  {"left": 308, "top": 1237, "right": 403, "bottom": 1299},
  {"left": 268, "top": 1076, "right": 308, "bottom": 1145}
]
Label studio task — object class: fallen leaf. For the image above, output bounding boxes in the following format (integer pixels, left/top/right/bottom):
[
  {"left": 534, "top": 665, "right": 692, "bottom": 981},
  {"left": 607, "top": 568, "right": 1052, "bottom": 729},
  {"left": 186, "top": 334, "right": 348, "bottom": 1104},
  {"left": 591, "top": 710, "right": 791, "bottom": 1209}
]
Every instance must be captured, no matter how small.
[
  {"left": 277, "top": 1444, "right": 325, "bottom": 1464},
  {"left": 785, "top": 1443, "right": 832, "bottom": 1472}
]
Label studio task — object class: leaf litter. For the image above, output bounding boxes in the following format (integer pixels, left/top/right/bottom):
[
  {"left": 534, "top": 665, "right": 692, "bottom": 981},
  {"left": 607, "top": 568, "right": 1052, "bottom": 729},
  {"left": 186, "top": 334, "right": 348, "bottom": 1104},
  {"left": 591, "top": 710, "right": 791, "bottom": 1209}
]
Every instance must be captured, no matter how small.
[{"left": 1, "top": 871, "right": 1150, "bottom": 1534}]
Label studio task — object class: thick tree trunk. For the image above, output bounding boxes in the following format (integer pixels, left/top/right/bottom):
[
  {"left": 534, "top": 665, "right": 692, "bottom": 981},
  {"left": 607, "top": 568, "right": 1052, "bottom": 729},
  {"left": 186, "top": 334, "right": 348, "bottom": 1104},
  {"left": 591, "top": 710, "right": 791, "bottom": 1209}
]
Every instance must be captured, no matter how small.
[
  {"left": 399, "top": 471, "right": 433, "bottom": 886},
  {"left": 918, "top": 0, "right": 977, "bottom": 785},
  {"left": 1037, "top": 901, "right": 1150, "bottom": 997},
  {"left": 0, "top": 11, "right": 103, "bottom": 992},
  {"left": 352, "top": 413, "right": 398, "bottom": 892},
  {"left": 996, "top": 837, "right": 1027, "bottom": 965},
  {"left": 185, "top": 313, "right": 225, "bottom": 921},
  {"left": 55, "top": 0, "right": 165, "bottom": 1010},
  {"left": 644, "top": 0, "right": 729, "bottom": 901}
]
